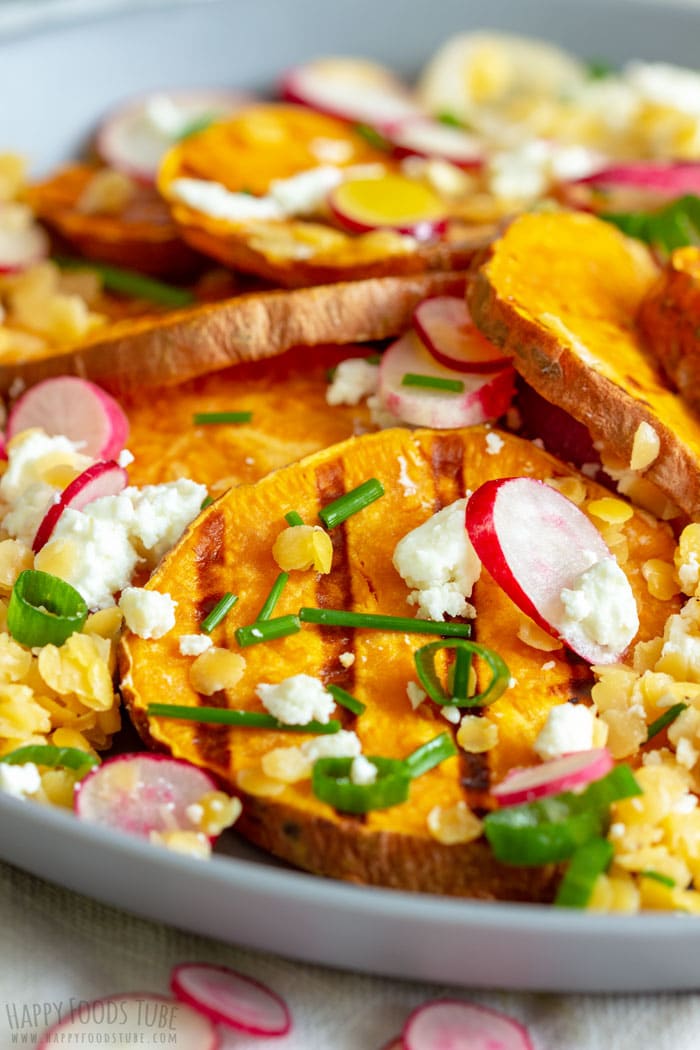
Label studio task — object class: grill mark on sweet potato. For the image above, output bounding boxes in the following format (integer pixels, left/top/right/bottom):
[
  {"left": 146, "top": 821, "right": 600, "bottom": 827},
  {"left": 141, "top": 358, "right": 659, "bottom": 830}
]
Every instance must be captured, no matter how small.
[
  {"left": 315, "top": 458, "right": 356, "bottom": 697},
  {"left": 193, "top": 509, "right": 231, "bottom": 772}
]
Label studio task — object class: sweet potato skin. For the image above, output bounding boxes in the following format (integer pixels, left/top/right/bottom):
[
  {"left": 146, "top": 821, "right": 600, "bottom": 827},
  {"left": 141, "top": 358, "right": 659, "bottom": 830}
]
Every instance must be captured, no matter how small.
[
  {"left": 120, "top": 425, "right": 676, "bottom": 900},
  {"left": 469, "top": 211, "right": 700, "bottom": 520}
]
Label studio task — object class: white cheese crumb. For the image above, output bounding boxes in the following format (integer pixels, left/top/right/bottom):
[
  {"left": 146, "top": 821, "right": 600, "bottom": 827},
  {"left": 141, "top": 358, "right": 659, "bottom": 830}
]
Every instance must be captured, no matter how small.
[
  {"left": 0, "top": 430, "right": 89, "bottom": 503},
  {"left": 534, "top": 703, "right": 596, "bottom": 761},
  {"left": 349, "top": 755, "right": 378, "bottom": 786},
  {"left": 407, "top": 681, "right": 427, "bottom": 710},
  {"left": 269, "top": 165, "right": 343, "bottom": 216},
  {"left": 559, "top": 556, "right": 639, "bottom": 654},
  {"left": 339, "top": 651, "right": 355, "bottom": 668},
  {"left": 300, "top": 730, "right": 362, "bottom": 762},
  {"left": 393, "top": 497, "right": 481, "bottom": 621},
  {"left": 256, "top": 673, "right": 336, "bottom": 725},
  {"left": 0, "top": 762, "right": 41, "bottom": 799},
  {"left": 117, "top": 449, "right": 135, "bottom": 468},
  {"left": 485, "top": 431, "right": 505, "bottom": 456},
  {"left": 119, "top": 587, "right": 177, "bottom": 639},
  {"left": 178, "top": 634, "right": 213, "bottom": 656},
  {"left": 326, "top": 358, "right": 380, "bottom": 406}
]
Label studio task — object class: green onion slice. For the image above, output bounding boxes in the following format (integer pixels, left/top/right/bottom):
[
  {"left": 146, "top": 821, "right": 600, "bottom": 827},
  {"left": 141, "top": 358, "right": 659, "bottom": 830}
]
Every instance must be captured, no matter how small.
[
  {"left": 200, "top": 495, "right": 214, "bottom": 510},
  {"left": 193, "top": 411, "right": 253, "bottom": 425},
  {"left": 0, "top": 744, "right": 98, "bottom": 776},
  {"left": 484, "top": 765, "right": 641, "bottom": 867},
  {"left": 235, "top": 614, "right": 301, "bottom": 647},
  {"left": 299, "top": 607, "right": 471, "bottom": 637},
  {"left": 55, "top": 256, "right": 195, "bottom": 307},
  {"left": 326, "top": 684, "right": 366, "bottom": 716},
  {"left": 201, "top": 592, "right": 238, "bottom": 634},
  {"left": 256, "top": 572, "right": 289, "bottom": 622},
  {"left": 640, "top": 870, "right": 676, "bottom": 888},
  {"left": 353, "top": 123, "right": 391, "bottom": 151},
  {"left": 646, "top": 702, "right": 687, "bottom": 743},
  {"left": 554, "top": 837, "right": 614, "bottom": 908},
  {"left": 312, "top": 756, "right": 410, "bottom": 813},
  {"left": 284, "top": 510, "right": 304, "bottom": 527},
  {"left": 8, "top": 570, "right": 88, "bottom": 648},
  {"left": 403, "top": 732, "right": 457, "bottom": 778},
  {"left": 401, "top": 373, "right": 464, "bottom": 393},
  {"left": 450, "top": 645, "right": 472, "bottom": 703},
  {"left": 318, "top": 478, "right": 384, "bottom": 529},
  {"left": 147, "top": 703, "right": 341, "bottom": 734},
  {"left": 414, "top": 638, "right": 508, "bottom": 707}
]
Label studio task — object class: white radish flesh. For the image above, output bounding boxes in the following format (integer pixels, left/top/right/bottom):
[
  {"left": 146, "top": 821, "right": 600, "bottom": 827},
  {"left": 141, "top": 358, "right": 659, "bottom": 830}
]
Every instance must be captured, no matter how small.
[
  {"left": 0, "top": 206, "right": 49, "bottom": 274},
  {"left": 97, "top": 89, "right": 251, "bottom": 183},
  {"left": 37, "top": 995, "right": 218, "bottom": 1050},
  {"left": 7, "top": 376, "right": 129, "bottom": 459},
  {"left": 281, "top": 57, "right": 422, "bottom": 130},
  {"left": 413, "top": 297, "right": 512, "bottom": 374},
  {"left": 389, "top": 117, "right": 483, "bottom": 167},
  {"left": 465, "top": 477, "right": 638, "bottom": 664},
  {"left": 492, "top": 748, "right": 614, "bottom": 806},
  {"left": 379, "top": 331, "right": 514, "bottom": 428},
  {"left": 172, "top": 963, "right": 291, "bottom": 1037},
  {"left": 32, "top": 459, "right": 128, "bottom": 552},
  {"left": 403, "top": 999, "right": 534, "bottom": 1050},
  {"left": 74, "top": 753, "right": 218, "bottom": 838}
]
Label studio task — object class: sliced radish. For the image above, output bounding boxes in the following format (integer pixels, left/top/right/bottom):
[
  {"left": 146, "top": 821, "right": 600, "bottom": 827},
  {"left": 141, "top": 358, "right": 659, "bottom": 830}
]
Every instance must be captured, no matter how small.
[
  {"left": 492, "top": 748, "right": 614, "bottom": 806},
  {"left": 7, "top": 376, "right": 129, "bottom": 460},
  {"left": 465, "top": 477, "right": 638, "bottom": 664},
  {"left": 74, "top": 753, "right": 218, "bottom": 838},
  {"left": 379, "top": 331, "right": 514, "bottom": 429},
  {"left": 32, "top": 459, "right": 128, "bottom": 553},
  {"left": 281, "top": 57, "right": 422, "bottom": 131},
  {"left": 572, "top": 160, "right": 700, "bottom": 198},
  {"left": 97, "top": 89, "right": 251, "bottom": 183},
  {"left": 402, "top": 999, "right": 534, "bottom": 1050},
  {"left": 37, "top": 994, "right": 218, "bottom": 1050},
  {"left": 389, "top": 117, "right": 483, "bottom": 168},
  {"left": 413, "top": 297, "right": 513, "bottom": 374},
  {"left": 171, "top": 963, "right": 291, "bottom": 1038},
  {"left": 0, "top": 204, "right": 49, "bottom": 274},
  {"left": 329, "top": 174, "right": 447, "bottom": 240}
]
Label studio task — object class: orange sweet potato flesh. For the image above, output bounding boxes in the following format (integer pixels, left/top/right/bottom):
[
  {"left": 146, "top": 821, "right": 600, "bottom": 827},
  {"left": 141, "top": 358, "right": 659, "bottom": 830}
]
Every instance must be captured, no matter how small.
[
  {"left": 159, "top": 104, "right": 491, "bottom": 287},
  {"left": 0, "top": 271, "right": 466, "bottom": 396},
  {"left": 120, "top": 426, "right": 676, "bottom": 900},
  {"left": 469, "top": 211, "right": 700, "bottom": 521},
  {"left": 638, "top": 246, "right": 700, "bottom": 416},
  {"left": 28, "top": 164, "right": 203, "bottom": 279}
]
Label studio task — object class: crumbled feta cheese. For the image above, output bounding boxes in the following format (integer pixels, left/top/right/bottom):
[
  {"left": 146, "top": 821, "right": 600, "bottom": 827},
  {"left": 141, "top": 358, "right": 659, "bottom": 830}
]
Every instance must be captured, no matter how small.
[
  {"left": 534, "top": 702, "right": 596, "bottom": 761},
  {"left": 485, "top": 431, "right": 505, "bottom": 456},
  {"left": 0, "top": 761, "right": 41, "bottom": 799},
  {"left": 119, "top": 587, "right": 177, "bottom": 639},
  {"left": 117, "top": 449, "right": 135, "bottom": 468},
  {"left": 48, "top": 508, "right": 139, "bottom": 609},
  {"left": 0, "top": 430, "right": 89, "bottom": 503},
  {"left": 349, "top": 754, "right": 378, "bottom": 786},
  {"left": 3, "top": 481, "right": 55, "bottom": 546},
  {"left": 179, "top": 634, "right": 213, "bottom": 656},
  {"left": 326, "top": 358, "right": 380, "bottom": 406},
  {"left": 339, "top": 651, "right": 355, "bottom": 668},
  {"left": 299, "top": 730, "right": 362, "bottom": 762},
  {"left": 393, "top": 497, "right": 481, "bottom": 621},
  {"left": 407, "top": 681, "right": 427, "bottom": 710},
  {"left": 626, "top": 61, "right": 700, "bottom": 118},
  {"left": 170, "top": 177, "right": 285, "bottom": 222},
  {"left": 256, "top": 673, "right": 336, "bottom": 725},
  {"left": 123, "top": 479, "right": 208, "bottom": 564},
  {"left": 559, "top": 556, "right": 639, "bottom": 653},
  {"left": 269, "top": 165, "right": 343, "bottom": 215}
]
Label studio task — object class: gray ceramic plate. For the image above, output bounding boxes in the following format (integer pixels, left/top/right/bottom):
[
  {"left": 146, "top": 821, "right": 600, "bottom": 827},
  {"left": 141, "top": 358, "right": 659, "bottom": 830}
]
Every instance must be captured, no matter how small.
[{"left": 1, "top": 0, "right": 700, "bottom": 993}]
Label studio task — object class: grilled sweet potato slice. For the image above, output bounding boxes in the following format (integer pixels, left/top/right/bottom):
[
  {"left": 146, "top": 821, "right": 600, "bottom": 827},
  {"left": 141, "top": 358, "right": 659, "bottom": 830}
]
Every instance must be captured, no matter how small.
[
  {"left": 28, "top": 164, "right": 203, "bottom": 279},
  {"left": 120, "top": 425, "right": 676, "bottom": 900},
  {"left": 638, "top": 246, "right": 700, "bottom": 415},
  {"left": 469, "top": 211, "right": 700, "bottom": 520},
  {"left": 158, "top": 103, "right": 489, "bottom": 287},
  {"left": 0, "top": 270, "right": 465, "bottom": 396}
]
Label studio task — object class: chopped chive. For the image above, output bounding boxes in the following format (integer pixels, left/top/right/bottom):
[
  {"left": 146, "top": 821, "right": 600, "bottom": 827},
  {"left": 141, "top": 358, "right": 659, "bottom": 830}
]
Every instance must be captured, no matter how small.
[
  {"left": 299, "top": 607, "right": 471, "bottom": 637},
  {"left": 451, "top": 645, "right": 472, "bottom": 702},
  {"left": 201, "top": 592, "right": 238, "bottom": 634},
  {"left": 327, "top": 684, "right": 366, "bottom": 716},
  {"left": 0, "top": 743, "right": 98, "bottom": 776},
  {"left": 201, "top": 495, "right": 214, "bottom": 510},
  {"left": 193, "top": 411, "right": 253, "bottom": 425},
  {"left": 365, "top": 353, "right": 382, "bottom": 365},
  {"left": 586, "top": 58, "right": 616, "bottom": 80},
  {"left": 235, "top": 614, "right": 301, "bottom": 647},
  {"left": 403, "top": 732, "right": 458, "bottom": 778},
  {"left": 640, "top": 870, "right": 676, "bottom": 888},
  {"left": 285, "top": 510, "right": 304, "bottom": 527},
  {"left": 54, "top": 255, "right": 195, "bottom": 307},
  {"left": 256, "top": 572, "right": 289, "bottom": 622},
  {"left": 174, "top": 113, "right": 216, "bottom": 141},
  {"left": 646, "top": 702, "right": 687, "bottom": 743},
  {"left": 437, "top": 110, "right": 464, "bottom": 128},
  {"left": 401, "top": 373, "right": 464, "bottom": 393},
  {"left": 353, "top": 123, "right": 391, "bottom": 150},
  {"left": 319, "top": 478, "right": 384, "bottom": 529},
  {"left": 147, "top": 703, "right": 340, "bottom": 734}
]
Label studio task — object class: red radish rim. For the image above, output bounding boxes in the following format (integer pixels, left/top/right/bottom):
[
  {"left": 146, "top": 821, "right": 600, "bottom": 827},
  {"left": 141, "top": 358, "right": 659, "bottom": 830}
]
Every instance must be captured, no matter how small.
[
  {"left": 389, "top": 116, "right": 484, "bottom": 169},
  {"left": 32, "top": 459, "right": 128, "bottom": 553},
  {"left": 412, "top": 296, "right": 513, "bottom": 375},
  {"left": 402, "top": 998, "right": 535, "bottom": 1050},
  {"left": 280, "top": 63, "right": 422, "bottom": 132},
  {"left": 171, "top": 962, "right": 292, "bottom": 1037},
  {"left": 492, "top": 748, "right": 614, "bottom": 806},
  {"left": 327, "top": 185, "right": 448, "bottom": 240},
  {"left": 0, "top": 216, "right": 50, "bottom": 274},
  {"left": 37, "top": 993, "right": 219, "bottom": 1050},
  {"left": 573, "top": 160, "right": 700, "bottom": 194}
]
